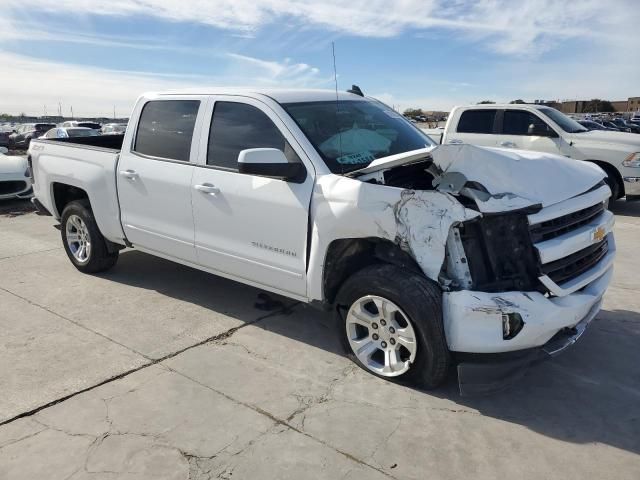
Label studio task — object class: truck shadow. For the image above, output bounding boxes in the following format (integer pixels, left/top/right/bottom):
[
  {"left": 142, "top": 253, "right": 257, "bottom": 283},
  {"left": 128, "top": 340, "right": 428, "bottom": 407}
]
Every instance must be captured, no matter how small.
[{"left": 104, "top": 250, "right": 640, "bottom": 456}]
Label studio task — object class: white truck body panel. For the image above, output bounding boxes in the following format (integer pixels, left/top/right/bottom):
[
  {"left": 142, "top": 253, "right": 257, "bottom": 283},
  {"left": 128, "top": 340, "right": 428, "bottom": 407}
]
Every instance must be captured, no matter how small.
[
  {"left": 442, "top": 104, "right": 640, "bottom": 196},
  {"left": 29, "top": 89, "right": 615, "bottom": 358}
]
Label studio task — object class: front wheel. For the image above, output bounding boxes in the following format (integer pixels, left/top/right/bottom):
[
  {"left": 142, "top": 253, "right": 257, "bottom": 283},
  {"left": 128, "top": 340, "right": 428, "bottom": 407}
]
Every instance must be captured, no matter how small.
[
  {"left": 604, "top": 172, "right": 620, "bottom": 200},
  {"left": 335, "top": 264, "right": 450, "bottom": 389},
  {"left": 61, "top": 200, "right": 118, "bottom": 273}
]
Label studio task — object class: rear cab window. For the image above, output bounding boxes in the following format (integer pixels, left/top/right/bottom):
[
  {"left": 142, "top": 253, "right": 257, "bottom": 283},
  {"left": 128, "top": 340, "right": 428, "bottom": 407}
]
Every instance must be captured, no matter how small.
[
  {"left": 456, "top": 109, "right": 497, "bottom": 134},
  {"left": 133, "top": 100, "right": 200, "bottom": 162}
]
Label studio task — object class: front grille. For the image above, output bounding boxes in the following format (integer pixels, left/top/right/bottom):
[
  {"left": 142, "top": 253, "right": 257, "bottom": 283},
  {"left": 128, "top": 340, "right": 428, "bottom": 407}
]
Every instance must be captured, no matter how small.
[
  {"left": 530, "top": 202, "right": 605, "bottom": 243},
  {"left": 0, "top": 180, "right": 27, "bottom": 195},
  {"left": 541, "top": 239, "right": 609, "bottom": 285}
]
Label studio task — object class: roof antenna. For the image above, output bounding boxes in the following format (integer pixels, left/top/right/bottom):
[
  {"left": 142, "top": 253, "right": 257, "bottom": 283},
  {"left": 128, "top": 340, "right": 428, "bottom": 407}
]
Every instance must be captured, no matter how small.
[
  {"left": 332, "top": 41, "right": 344, "bottom": 169},
  {"left": 347, "top": 85, "right": 364, "bottom": 97}
]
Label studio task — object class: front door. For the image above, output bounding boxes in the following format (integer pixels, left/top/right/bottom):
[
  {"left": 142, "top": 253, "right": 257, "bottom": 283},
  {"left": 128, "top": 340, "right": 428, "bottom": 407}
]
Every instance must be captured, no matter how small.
[
  {"left": 117, "top": 97, "right": 206, "bottom": 263},
  {"left": 497, "top": 109, "right": 563, "bottom": 155},
  {"left": 191, "top": 97, "right": 314, "bottom": 297}
]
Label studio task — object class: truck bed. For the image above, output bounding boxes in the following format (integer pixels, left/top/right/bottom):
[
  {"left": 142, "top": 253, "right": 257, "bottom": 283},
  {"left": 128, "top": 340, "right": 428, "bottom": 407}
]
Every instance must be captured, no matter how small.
[
  {"left": 41, "top": 134, "right": 125, "bottom": 151},
  {"left": 29, "top": 134, "right": 126, "bottom": 244}
]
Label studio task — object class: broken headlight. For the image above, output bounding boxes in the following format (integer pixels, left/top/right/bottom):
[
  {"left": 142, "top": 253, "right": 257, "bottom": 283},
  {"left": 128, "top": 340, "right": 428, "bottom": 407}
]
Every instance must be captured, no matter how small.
[{"left": 456, "top": 212, "right": 541, "bottom": 293}]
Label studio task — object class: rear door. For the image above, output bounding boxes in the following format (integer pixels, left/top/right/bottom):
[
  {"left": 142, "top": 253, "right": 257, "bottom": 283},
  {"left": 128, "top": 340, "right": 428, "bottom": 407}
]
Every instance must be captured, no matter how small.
[
  {"left": 498, "top": 109, "right": 563, "bottom": 154},
  {"left": 446, "top": 109, "right": 498, "bottom": 146},
  {"left": 117, "top": 97, "right": 207, "bottom": 263},
  {"left": 191, "top": 96, "right": 314, "bottom": 297}
]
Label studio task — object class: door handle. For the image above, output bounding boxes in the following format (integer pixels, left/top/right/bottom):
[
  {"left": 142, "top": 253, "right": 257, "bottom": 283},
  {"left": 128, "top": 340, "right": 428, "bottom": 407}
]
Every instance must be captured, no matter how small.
[
  {"left": 119, "top": 169, "right": 139, "bottom": 179},
  {"left": 194, "top": 183, "right": 220, "bottom": 195},
  {"left": 448, "top": 139, "right": 463, "bottom": 144},
  {"left": 500, "top": 141, "right": 517, "bottom": 148}
]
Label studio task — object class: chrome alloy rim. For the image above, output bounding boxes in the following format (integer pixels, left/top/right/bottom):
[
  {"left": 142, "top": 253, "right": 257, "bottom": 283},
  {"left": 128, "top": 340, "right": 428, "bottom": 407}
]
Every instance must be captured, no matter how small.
[
  {"left": 65, "top": 214, "right": 91, "bottom": 263},
  {"left": 345, "top": 295, "right": 417, "bottom": 377}
]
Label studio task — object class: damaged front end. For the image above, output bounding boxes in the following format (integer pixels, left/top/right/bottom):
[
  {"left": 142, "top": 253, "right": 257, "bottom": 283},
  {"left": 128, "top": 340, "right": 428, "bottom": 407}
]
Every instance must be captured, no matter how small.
[{"left": 339, "top": 144, "right": 615, "bottom": 395}]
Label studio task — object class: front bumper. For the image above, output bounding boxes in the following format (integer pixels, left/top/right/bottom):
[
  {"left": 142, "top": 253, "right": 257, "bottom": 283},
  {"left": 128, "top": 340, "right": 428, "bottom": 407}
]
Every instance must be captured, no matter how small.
[
  {"left": 0, "top": 176, "right": 33, "bottom": 200},
  {"left": 623, "top": 176, "right": 640, "bottom": 197},
  {"left": 442, "top": 264, "right": 612, "bottom": 354},
  {"left": 455, "top": 298, "right": 601, "bottom": 395}
]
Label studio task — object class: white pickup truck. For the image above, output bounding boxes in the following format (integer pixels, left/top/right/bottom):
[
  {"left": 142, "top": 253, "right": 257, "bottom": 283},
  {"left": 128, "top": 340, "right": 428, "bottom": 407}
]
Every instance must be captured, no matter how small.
[
  {"left": 424, "top": 103, "right": 640, "bottom": 201},
  {"left": 29, "top": 89, "right": 616, "bottom": 394}
]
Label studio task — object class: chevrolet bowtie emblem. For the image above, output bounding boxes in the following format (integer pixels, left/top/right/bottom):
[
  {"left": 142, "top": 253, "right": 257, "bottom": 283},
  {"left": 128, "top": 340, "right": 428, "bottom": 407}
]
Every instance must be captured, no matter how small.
[{"left": 593, "top": 226, "right": 606, "bottom": 242}]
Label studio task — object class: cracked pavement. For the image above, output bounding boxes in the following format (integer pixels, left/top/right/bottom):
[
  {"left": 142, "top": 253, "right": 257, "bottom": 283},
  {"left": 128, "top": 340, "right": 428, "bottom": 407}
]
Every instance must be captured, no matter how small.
[{"left": 1, "top": 202, "right": 640, "bottom": 479}]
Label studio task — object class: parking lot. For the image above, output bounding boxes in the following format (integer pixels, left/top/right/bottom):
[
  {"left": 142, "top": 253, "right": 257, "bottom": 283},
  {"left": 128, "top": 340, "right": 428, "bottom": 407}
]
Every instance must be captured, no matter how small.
[{"left": 1, "top": 199, "right": 639, "bottom": 479}]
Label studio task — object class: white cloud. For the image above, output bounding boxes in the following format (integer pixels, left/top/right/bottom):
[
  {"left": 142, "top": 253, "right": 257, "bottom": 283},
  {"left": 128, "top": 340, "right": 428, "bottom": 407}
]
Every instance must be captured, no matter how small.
[
  {"left": 0, "top": 51, "right": 326, "bottom": 116},
  {"left": 5, "top": 0, "right": 639, "bottom": 55}
]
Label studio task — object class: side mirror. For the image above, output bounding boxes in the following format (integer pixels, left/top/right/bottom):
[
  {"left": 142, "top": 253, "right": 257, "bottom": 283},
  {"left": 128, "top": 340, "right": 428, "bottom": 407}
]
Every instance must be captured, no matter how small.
[
  {"left": 238, "top": 148, "right": 306, "bottom": 183},
  {"left": 527, "top": 123, "right": 557, "bottom": 137}
]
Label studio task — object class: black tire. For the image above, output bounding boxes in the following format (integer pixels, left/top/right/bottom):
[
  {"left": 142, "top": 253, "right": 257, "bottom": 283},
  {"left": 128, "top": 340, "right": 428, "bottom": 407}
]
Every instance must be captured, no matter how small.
[
  {"left": 61, "top": 200, "right": 118, "bottom": 273},
  {"left": 604, "top": 171, "right": 620, "bottom": 200},
  {"left": 335, "top": 264, "right": 450, "bottom": 389}
]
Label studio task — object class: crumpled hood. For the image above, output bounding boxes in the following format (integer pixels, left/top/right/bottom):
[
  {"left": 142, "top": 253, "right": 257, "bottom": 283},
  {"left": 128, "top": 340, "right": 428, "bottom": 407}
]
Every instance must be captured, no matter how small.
[
  {"left": 431, "top": 144, "right": 606, "bottom": 212},
  {"left": 0, "top": 154, "right": 27, "bottom": 175}
]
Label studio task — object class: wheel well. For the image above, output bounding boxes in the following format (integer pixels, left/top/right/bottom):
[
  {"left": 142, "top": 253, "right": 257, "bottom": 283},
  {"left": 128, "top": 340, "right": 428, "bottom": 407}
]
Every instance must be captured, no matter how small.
[
  {"left": 323, "top": 238, "right": 423, "bottom": 304},
  {"left": 588, "top": 160, "right": 624, "bottom": 198},
  {"left": 52, "top": 183, "right": 89, "bottom": 216}
]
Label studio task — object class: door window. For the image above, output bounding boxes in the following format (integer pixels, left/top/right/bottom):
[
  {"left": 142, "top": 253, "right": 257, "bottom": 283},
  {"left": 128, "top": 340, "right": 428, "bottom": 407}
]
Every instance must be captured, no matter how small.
[
  {"left": 133, "top": 100, "right": 200, "bottom": 162},
  {"left": 457, "top": 110, "right": 497, "bottom": 133},
  {"left": 502, "top": 110, "right": 549, "bottom": 135},
  {"left": 207, "top": 101, "right": 297, "bottom": 170}
]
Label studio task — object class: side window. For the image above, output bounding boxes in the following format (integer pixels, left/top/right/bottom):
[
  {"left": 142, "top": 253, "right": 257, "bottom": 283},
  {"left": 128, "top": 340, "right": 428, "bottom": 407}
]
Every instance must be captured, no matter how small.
[
  {"left": 503, "top": 110, "right": 548, "bottom": 135},
  {"left": 457, "top": 109, "right": 497, "bottom": 133},
  {"left": 457, "top": 110, "right": 497, "bottom": 134},
  {"left": 207, "top": 101, "right": 297, "bottom": 170},
  {"left": 133, "top": 100, "right": 200, "bottom": 162}
]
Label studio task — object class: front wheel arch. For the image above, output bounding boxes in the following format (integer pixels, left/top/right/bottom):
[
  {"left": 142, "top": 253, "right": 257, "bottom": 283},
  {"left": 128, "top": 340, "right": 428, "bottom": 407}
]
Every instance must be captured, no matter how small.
[{"left": 587, "top": 160, "right": 623, "bottom": 199}]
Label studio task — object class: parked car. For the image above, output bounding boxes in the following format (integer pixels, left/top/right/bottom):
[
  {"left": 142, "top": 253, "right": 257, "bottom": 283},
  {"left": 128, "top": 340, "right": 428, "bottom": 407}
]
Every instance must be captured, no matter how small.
[
  {"left": 101, "top": 123, "right": 127, "bottom": 135},
  {"left": 440, "top": 104, "right": 640, "bottom": 200},
  {"left": 611, "top": 118, "right": 640, "bottom": 134},
  {"left": 0, "top": 128, "right": 11, "bottom": 148},
  {"left": 41, "top": 127, "right": 99, "bottom": 139},
  {"left": 61, "top": 121, "right": 102, "bottom": 131},
  {"left": 577, "top": 120, "right": 618, "bottom": 132},
  {"left": 29, "top": 88, "right": 616, "bottom": 394},
  {"left": 600, "top": 120, "right": 626, "bottom": 132},
  {"left": 9, "top": 123, "right": 56, "bottom": 149},
  {"left": 0, "top": 147, "right": 32, "bottom": 199}
]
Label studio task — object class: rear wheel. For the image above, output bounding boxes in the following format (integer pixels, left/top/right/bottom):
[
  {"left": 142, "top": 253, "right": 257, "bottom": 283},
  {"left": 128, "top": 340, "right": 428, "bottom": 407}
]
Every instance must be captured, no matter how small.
[
  {"left": 61, "top": 200, "right": 118, "bottom": 273},
  {"left": 335, "top": 264, "right": 450, "bottom": 389}
]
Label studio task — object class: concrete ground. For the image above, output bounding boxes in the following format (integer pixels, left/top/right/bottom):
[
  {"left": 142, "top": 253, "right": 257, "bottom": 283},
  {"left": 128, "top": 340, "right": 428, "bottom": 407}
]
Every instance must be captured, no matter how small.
[{"left": 0, "top": 199, "right": 639, "bottom": 480}]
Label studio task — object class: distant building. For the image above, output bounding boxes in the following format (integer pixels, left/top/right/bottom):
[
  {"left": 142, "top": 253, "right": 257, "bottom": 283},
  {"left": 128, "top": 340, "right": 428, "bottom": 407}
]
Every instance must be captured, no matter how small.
[
  {"left": 611, "top": 101, "right": 628, "bottom": 112},
  {"left": 628, "top": 97, "right": 640, "bottom": 112},
  {"left": 560, "top": 97, "right": 639, "bottom": 114},
  {"left": 561, "top": 101, "right": 586, "bottom": 114}
]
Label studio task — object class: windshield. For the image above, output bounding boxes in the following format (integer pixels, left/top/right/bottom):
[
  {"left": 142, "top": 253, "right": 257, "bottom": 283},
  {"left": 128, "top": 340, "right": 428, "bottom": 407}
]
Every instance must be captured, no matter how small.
[
  {"left": 538, "top": 107, "right": 588, "bottom": 133},
  {"left": 283, "top": 100, "right": 435, "bottom": 173}
]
